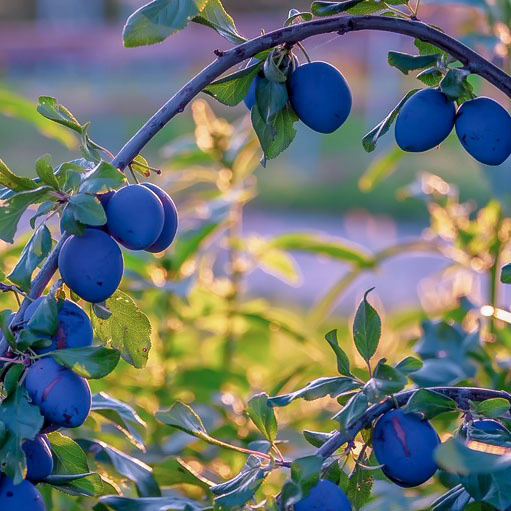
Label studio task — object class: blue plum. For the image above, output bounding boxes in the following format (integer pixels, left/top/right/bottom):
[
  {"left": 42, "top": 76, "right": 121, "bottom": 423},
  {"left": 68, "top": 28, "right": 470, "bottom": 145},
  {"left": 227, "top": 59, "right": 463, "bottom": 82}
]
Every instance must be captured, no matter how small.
[
  {"left": 455, "top": 97, "right": 511, "bottom": 165},
  {"left": 294, "top": 480, "right": 351, "bottom": 511},
  {"left": 24, "top": 298, "right": 93, "bottom": 353},
  {"left": 0, "top": 476, "right": 45, "bottom": 511},
  {"left": 244, "top": 75, "right": 260, "bottom": 110},
  {"left": 106, "top": 184, "right": 164, "bottom": 250},
  {"left": 23, "top": 434, "right": 53, "bottom": 482},
  {"left": 58, "top": 229, "right": 124, "bottom": 303},
  {"left": 372, "top": 408, "right": 440, "bottom": 487},
  {"left": 395, "top": 88, "right": 456, "bottom": 152},
  {"left": 471, "top": 419, "right": 508, "bottom": 433},
  {"left": 288, "top": 61, "right": 352, "bottom": 134},
  {"left": 89, "top": 191, "right": 115, "bottom": 232},
  {"left": 142, "top": 183, "right": 178, "bottom": 253},
  {"left": 25, "top": 357, "right": 91, "bottom": 428}
]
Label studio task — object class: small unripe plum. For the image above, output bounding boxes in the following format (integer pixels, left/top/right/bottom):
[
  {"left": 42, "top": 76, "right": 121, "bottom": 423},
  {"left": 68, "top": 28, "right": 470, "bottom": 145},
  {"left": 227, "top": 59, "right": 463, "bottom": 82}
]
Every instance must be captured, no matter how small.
[
  {"left": 58, "top": 229, "right": 124, "bottom": 303},
  {"left": 372, "top": 408, "right": 440, "bottom": 487},
  {"left": 294, "top": 480, "right": 352, "bottom": 511},
  {"left": 25, "top": 357, "right": 91, "bottom": 428},
  {"left": 0, "top": 476, "right": 45, "bottom": 511},
  {"left": 106, "top": 184, "right": 164, "bottom": 250},
  {"left": 24, "top": 298, "right": 93, "bottom": 353},
  {"left": 23, "top": 434, "right": 53, "bottom": 482},
  {"left": 289, "top": 61, "right": 352, "bottom": 134},
  {"left": 395, "top": 88, "right": 455, "bottom": 152},
  {"left": 455, "top": 97, "right": 511, "bottom": 165},
  {"left": 142, "top": 183, "right": 178, "bottom": 253}
]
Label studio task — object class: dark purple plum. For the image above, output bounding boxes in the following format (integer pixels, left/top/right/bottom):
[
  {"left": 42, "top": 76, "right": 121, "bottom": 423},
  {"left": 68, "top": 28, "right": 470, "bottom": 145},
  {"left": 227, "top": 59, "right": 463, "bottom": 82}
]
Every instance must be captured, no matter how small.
[
  {"left": 58, "top": 229, "right": 124, "bottom": 303},
  {"left": 0, "top": 476, "right": 45, "bottom": 510},
  {"left": 106, "top": 184, "right": 164, "bottom": 250},
  {"left": 142, "top": 183, "right": 178, "bottom": 253},
  {"left": 25, "top": 357, "right": 91, "bottom": 428},
  {"left": 372, "top": 408, "right": 440, "bottom": 487},
  {"left": 23, "top": 434, "right": 53, "bottom": 482}
]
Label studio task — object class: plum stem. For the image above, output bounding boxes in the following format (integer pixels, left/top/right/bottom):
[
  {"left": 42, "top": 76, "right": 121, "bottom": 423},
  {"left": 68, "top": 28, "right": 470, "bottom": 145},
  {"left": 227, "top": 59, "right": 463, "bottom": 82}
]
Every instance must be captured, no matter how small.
[
  {"left": 2, "top": 15, "right": 510, "bottom": 358},
  {"left": 314, "top": 386, "right": 511, "bottom": 460}
]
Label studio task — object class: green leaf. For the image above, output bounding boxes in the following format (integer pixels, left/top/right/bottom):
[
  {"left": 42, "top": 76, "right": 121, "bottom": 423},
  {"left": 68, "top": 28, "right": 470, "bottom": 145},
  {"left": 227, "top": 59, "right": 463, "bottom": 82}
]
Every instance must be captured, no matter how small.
[
  {"left": 359, "top": 147, "right": 405, "bottom": 192},
  {"left": 347, "top": 451, "right": 374, "bottom": 510},
  {"left": 363, "top": 360, "right": 406, "bottom": 402},
  {"left": 0, "top": 387, "right": 44, "bottom": 483},
  {"left": 285, "top": 9, "right": 313, "bottom": 25},
  {"left": 30, "top": 200, "right": 56, "bottom": 229},
  {"left": 35, "top": 154, "right": 60, "bottom": 189},
  {"left": 246, "top": 393, "right": 278, "bottom": 443},
  {"left": 268, "top": 376, "right": 361, "bottom": 407},
  {"left": 0, "top": 88, "right": 76, "bottom": 149},
  {"left": 193, "top": 0, "right": 246, "bottom": 44},
  {"left": 415, "top": 38, "right": 447, "bottom": 57},
  {"left": 362, "top": 89, "right": 420, "bottom": 152},
  {"left": 353, "top": 288, "right": 381, "bottom": 364},
  {"left": 81, "top": 439, "right": 160, "bottom": 497},
  {"left": 68, "top": 193, "right": 107, "bottom": 226},
  {"left": 255, "top": 78, "right": 289, "bottom": 124},
  {"left": 256, "top": 246, "right": 300, "bottom": 285},
  {"left": 99, "top": 495, "right": 204, "bottom": 510},
  {"left": 79, "top": 161, "right": 127, "bottom": 194},
  {"left": 8, "top": 224, "right": 52, "bottom": 292},
  {"left": 0, "top": 186, "right": 52, "bottom": 243},
  {"left": 431, "top": 485, "right": 472, "bottom": 511},
  {"left": 440, "top": 68, "right": 473, "bottom": 102},
  {"left": 403, "top": 389, "right": 458, "bottom": 419},
  {"left": 251, "top": 102, "right": 298, "bottom": 164},
  {"left": 387, "top": 51, "right": 439, "bottom": 74},
  {"left": 417, "top": 66, "right": 443, "bottom": 86},
  {"left": 123, "top": 0, "right": 208, "bottom": 48},
  {"left": 37, "top": 96, "right": 83, "bottom": 134},
  {"left": 311, "top": 0, "right": 366, "bottom": 16},
  {"left": 0, "top": 158, "right": 38, "bottom": 192},
  {"left": 0, "top": 310, "right": 17, "bottom": 350},
  {"left": 471, "top": 398, "right": 510, "bottom": 419},
  {"left": 212, "top": 456, "right": 266, "bottom": 508},
  {"left": 435, "top": 437, "right": 511, "bottom": 475},
  {"left": 324, "top": 329, "right": 352, "bottom": 377},
  {"left": 269, "top": 232, "right": 373, "bottom": 267},
  {"left": 130, "top": 155, "right": 151, "bottom": 178},
  {"left": 203, "top": 61, "right": 263, "bottom": 107},
  {"left": 49, "top": 346, "right": 120, "bottom": 379},
  {"left": 333, "top": 392, "right": 368, "bottom": 431},
  {"left": 291, "top": 455, "right": 323, "bottom": 494},
  {"left": 47, "top": 432, "right": 103, "bottom": 497},
  {"left": 91, "top": 290, "right": 151, "bottom": 368},
  {"left": 153, "top": 457, "right": 213, "bottom": 489},
  {"left": 395, "top": 356, "right": 423, "bottom": 374},
  {"left": 156, "top": 401, "right": 208, "bottom": 438},
  {"left": 501, "top": 263, "right": 511, "bottom": 284},
  {"left": 303, "top": 430, "right": 334, "bottom": 448},
  {"left": 91, "top": 393, "right": 146, "bottom": 450}
]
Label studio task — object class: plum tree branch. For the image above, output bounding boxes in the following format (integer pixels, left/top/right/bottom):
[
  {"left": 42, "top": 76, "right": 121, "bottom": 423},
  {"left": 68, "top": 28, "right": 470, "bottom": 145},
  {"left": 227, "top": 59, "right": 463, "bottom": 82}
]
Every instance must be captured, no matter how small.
[
  {"left": 2, "top": 14, "right": 510, "bottom": 358},
  {"left": 314, "top": 386, "right": 511, "bottom": 460}
]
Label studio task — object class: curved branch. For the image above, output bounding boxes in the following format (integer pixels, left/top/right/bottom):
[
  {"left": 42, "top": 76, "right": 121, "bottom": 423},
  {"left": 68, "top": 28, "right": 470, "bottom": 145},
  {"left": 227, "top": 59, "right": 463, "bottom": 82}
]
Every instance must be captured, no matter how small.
[
  {"left": 113, "top": 15, "right": 511, "bottom": 170},
  {"left": 315, "top": 386, "right": 511, "bottom": 460},
  {"left": 2, "top": 14, "right": 510, "bottom": 357}
]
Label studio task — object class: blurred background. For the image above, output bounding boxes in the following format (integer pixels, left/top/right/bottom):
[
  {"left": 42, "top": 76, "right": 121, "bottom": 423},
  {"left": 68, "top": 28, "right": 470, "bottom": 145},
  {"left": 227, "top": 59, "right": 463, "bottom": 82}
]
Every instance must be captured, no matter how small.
[{"left": 3, "top": 0, "right": 510, "bottom": 315}]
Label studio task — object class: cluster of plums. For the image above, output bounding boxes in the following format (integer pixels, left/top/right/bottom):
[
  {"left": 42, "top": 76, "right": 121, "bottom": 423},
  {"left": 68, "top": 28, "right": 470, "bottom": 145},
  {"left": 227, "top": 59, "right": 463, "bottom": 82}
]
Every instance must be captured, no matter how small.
[
  {"left": 288, "top": 411, "right": 507, "bottom": 511},
  {"left": 58, "top": 182, "right": 178, "bottom": 303},
  {"left": 245, "top": 60, "right": 352, "bottom": 135},
  {"left": 0, "top": 297, "right": 98, "bottom": 509},
  {"left": 395, "top": 88, "right": 511, "bottom": 165}
]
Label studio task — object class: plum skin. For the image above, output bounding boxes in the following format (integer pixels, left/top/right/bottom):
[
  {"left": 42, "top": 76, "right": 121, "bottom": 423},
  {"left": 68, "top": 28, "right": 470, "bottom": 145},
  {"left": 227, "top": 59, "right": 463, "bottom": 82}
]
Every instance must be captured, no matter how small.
[
  {"left": 395, "top": 88, "right": 456, "bottom": 152},
  {"left": 455, "top": 96, "right": 511, "bottom": 165},
  {"left": 23, "top": 434, "right": 53, "bottom": 482},
  {"left": 0, "top": 476, "right": 45, "bottom": 511},
  {"left": 58, "top": 228, "right": 124, "bottom": 303},
  {"left": 288, "top": 61, "right": 352, "bottom": 134},
  {"left": 106, "top": 184, "right": 164, "bottom": 250},
  {"left": 25, "top": 357, "right": 91, "bottom": 428},
  {"left": 372, "top": 408, "right": 440, "bottom": 487},
  {"left": 244, "top": 75, "right": 260, "bottom": 110},
  {"left": 294, "top": 480, "right": 352, "bottom": 511},
  {"left": 142, "top": 183, "right": 178, "bottom": 253},
  {"left": 24, "top": 298, "right": 93, "bottom": 354},
  {"left": 471, "top": 419, "right": 508, "bottom": 433}
]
